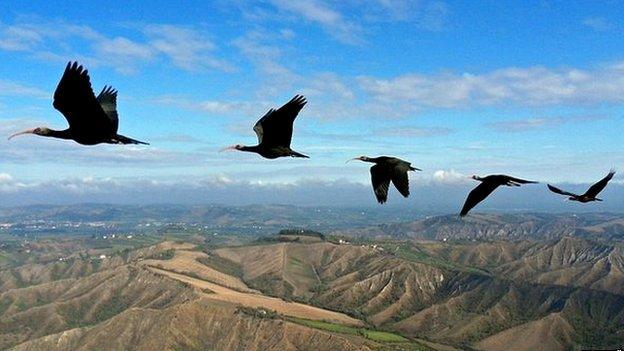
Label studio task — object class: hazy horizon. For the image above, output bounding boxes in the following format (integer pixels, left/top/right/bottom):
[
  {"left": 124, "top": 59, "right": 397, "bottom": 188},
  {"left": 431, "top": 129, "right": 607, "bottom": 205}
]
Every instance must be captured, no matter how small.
[{"left": 1, "top": 177, "right": 623, "bottom": 214}]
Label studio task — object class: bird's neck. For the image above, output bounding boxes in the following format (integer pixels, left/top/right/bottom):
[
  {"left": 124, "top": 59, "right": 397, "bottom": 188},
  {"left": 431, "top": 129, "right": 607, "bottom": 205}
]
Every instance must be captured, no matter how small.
[
  {"left": 47, "top": 129, "right": 72, "bottom": 140},
  {"left": 239, "top": 145, "right": 260, "bottom": 153}
]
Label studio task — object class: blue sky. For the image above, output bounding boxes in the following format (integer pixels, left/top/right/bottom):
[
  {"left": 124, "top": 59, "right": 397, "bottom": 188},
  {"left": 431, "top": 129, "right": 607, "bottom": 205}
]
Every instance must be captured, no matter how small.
[{"left": 0, "top": 0, "right": 623, "bottom": 208}]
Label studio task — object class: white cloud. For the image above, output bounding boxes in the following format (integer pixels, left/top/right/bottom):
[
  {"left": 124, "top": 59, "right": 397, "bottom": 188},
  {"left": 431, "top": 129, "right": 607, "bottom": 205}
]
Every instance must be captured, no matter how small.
[
  {"left": 0, "top": 172, "right": 27, "bottom": 192},
  {"left": 488, "top": 115, "right": 607, "bottom": 133},
  {"left": 0, "top": 80, "right": 48, "bottom": 98},
  {"left": 143, "top": 24, "right": 234, "bottom": 72},
  {"left": 0, "top": 23, "right": 43, "bottom": 51},
  {"left": 582, "top": 17, "right": 612, "bottom": 31},
  {"left": 358, "top": 62, "right": 624, "bottom": 109},
  {"left": 232, "top": 30, "right": 296, "bottom": 90},
  {"left": 432, "top": 169, "right": 466, "bottom": 184},
  {"left": 378, "top": 126, "right": 453, "bottom": 137},
  {"left": 0, "top": 19, "right": 233, "bottom": 74},
  {"left": 150, "top": 95, "right": 258, "bottom": 116},
  {"left": 269, "top": 0, "right": 363, "bottom": 44},
  {"left": 4, "top": 174, "right": 622, "bottom": 212},
  {"left": 96, "top": 37, "right": 153, "bottom": 60},
  {"left": 279, "top": 28, "right": 296, "bottom": 39},
  {"left": 419, "top": 1, "right": 449, "bottom": 31},
  {"left": 0, "top": 173, "right": 14, "bottom": 183}
]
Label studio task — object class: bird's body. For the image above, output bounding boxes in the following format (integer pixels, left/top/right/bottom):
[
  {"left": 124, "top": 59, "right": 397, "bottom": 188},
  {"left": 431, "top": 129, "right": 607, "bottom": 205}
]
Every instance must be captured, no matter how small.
[
  {"left": 349, "top": 156, "right": 421, "bottom": 204},
  {"left": 8, "top": 62, "right": 148, "bottom": 146},
  {"left": 547, "top": 170, "right": 615, "bottom": 203},
  {"left": 224, "top": 95, "right": 308, "bottom": 159},
  {"left": 460, "top": 174, "right": 538, "bottom": 217}
]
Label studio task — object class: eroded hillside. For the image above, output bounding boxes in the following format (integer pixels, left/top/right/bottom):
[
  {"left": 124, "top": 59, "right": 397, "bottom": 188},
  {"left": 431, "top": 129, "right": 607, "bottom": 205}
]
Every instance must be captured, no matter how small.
[
  {"left": 214, "top": 239, "right": 624, "bottom": 350},
  {"left": 0, "top": 240, "right": 439, "bottom": 351}
]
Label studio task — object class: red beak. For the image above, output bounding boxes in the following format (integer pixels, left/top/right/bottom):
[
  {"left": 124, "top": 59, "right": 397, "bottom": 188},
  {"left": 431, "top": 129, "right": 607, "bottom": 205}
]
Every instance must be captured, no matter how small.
[{"left": 8, "top": 129, "right": 36, "bottom": 140}]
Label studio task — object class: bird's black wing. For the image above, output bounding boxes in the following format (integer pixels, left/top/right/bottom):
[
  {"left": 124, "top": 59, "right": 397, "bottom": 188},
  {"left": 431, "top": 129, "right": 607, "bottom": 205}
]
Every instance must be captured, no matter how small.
[
  {"left": 505, "top": 176, "right": 538, "bottom": 184},
  {"left": 371, "top": 164, "right": 391, "bottom": 204},
  {"left": 53, "top": 62, "right": 114, "bottom": 135},
  {"left": 584, "top": 170, "right": 615, "bottom": 198},
  {"left": 253, "top": 108, "right": 275, "bottom": 145},
  {"left": 253, "top": 95, "right": 306, "bottom": 147},
  {"left": 547, "top": 184, "right": 578, "bottom": 197},
  {"left": 96, "top": 85, "right": 119, "bottom": 133},
  {"left": 460, "top": 181, "right": 500, "bottom": 217},
  {"left": 390, "top": 164, "right": 410, "bottom": 198}
]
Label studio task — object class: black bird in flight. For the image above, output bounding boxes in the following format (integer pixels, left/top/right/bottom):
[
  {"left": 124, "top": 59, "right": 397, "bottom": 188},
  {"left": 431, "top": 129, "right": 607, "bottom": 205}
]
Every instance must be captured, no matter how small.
[
  {"left": 223, "top": 95, "right": 309, "bottom": 159},
  {"left": 460, "top": 174, "right": 538, "bottom": 217},
  {"left": 547, "top": 170, "right": 615, "bottom": 202},
  {"left": 9, "top": 61, "right": 148, "bottom": 145},
  {"left": 348, "top": 156, "right": 421, "bottom": 204}
]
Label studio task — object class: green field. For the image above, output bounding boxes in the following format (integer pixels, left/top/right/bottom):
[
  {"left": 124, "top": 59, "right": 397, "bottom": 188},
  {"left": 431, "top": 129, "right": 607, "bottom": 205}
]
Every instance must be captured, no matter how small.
[
  {"left": 362, "top": 330, "right": 408, "bottom": 342},
  {"left": 286, "top": 317, "right": 408, "bottom": 343}
]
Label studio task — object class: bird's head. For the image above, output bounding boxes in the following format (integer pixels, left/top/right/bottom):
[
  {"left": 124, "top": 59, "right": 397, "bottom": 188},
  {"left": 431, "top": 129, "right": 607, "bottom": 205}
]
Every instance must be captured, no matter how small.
[
  {"left": 220, "top": 144, "right": 245, "bottom": 152},
  {"left": 8, "top": 127, "right": 51, "bottom": 140},
  {"left": 470, "top": 175, "right": 482, "bottom": 181},
  {"left": 346, "top": 156, "right": 370, "bottom": 163}
]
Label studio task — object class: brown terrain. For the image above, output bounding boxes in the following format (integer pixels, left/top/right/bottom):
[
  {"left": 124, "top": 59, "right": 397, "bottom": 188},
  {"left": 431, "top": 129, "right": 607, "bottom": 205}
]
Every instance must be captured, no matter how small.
[
  {"left": 0, "top": 240, "right": 438, "bottom": 351},
  {"left": 215, "top": 238, "right": 624, "bottom": 350},
  {"left": 2, "top": 227, "right": 624, "bottom": 351}
]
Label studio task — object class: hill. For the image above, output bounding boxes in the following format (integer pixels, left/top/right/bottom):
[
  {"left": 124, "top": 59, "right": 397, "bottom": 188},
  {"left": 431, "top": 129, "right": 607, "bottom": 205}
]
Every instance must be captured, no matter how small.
[
  {"left": 213, "top": 239, "right": 624, "bottom": 350},
  {"left": 0, "top": 240, "right": 440, "bottom": 351},
  {"left": 332, "top": 213, "right": 624, "bottom": 241}
]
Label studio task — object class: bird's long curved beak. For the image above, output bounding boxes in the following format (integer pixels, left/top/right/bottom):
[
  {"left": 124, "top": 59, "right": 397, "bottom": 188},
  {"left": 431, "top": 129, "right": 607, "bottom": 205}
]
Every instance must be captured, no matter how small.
[
  {"left": 8, "top": 129, "right": 36, "bottom": 140},
  {"left": 219, "top": 145, "right": 237, "bottom": 152},
  {"left": 345, "top": 158, "right": 359, "bottom": 164}
]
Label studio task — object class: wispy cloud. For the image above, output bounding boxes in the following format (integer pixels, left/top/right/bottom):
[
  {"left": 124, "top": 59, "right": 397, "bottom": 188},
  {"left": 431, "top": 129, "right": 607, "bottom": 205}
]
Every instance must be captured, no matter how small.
[
  {"left": 268, "top": 0, "right": 364, "bottom": 44},
  {"left": 582, "top": 17, "right": 612, "bottom": 31},
  {"left": 377, "top": 126, "right": 453, "bottom": 138},
  {"left": 142, "top": 24, "right": 235, "bottom": 72},
  {"left": 359, "top": 62, "right": 624, "bottom": 109},
  {"left": 147, "top": 133, "right": 204, "bottom": 144},
  {"left": 432, "top": 169, "right": 466, "bottom": 184},
  {"left": 369, "top": 0, "right": 450, "bottom": 30},
  {"left": 488, "top": 115, "right": 607, "bottom": 133},
  {"left": 0, "top": 19, "right": 233, "bottom": 74},
  {"left": 150, "top": 95, "right": 259, "bottom": 116},
  {"left": 232, "top": 29, "right": 299, "bottom": 97},
  {"left": 0, "top": 80, "right": 48, "bottom": 98}
]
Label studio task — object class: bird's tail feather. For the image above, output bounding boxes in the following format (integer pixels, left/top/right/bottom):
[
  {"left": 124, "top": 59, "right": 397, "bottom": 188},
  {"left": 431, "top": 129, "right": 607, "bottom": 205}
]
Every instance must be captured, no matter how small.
[
  {"left": 115, "top": 135, "right": 149, "bottom": 145},
  {"left": 290, "top": 150, "right": 309, "bottom": 158}
]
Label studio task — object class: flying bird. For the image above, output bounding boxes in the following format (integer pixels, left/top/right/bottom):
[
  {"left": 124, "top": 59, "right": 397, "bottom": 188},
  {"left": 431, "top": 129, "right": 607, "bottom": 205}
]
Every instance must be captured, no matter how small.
[
  {"left": 547, "top": 170, "right": 615, "bottom": 202},
  {"left": 348, "top": 156, "right": 421, "bottom": 204},
  {"left": 223, "top": 95, "right": 309, "bottom": 159},
  {"left": 8, "top": 61, "right": 148, "bottom": 145},
  {"left": 460, "top": 174, "right": 538, "bottom": 217}
]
